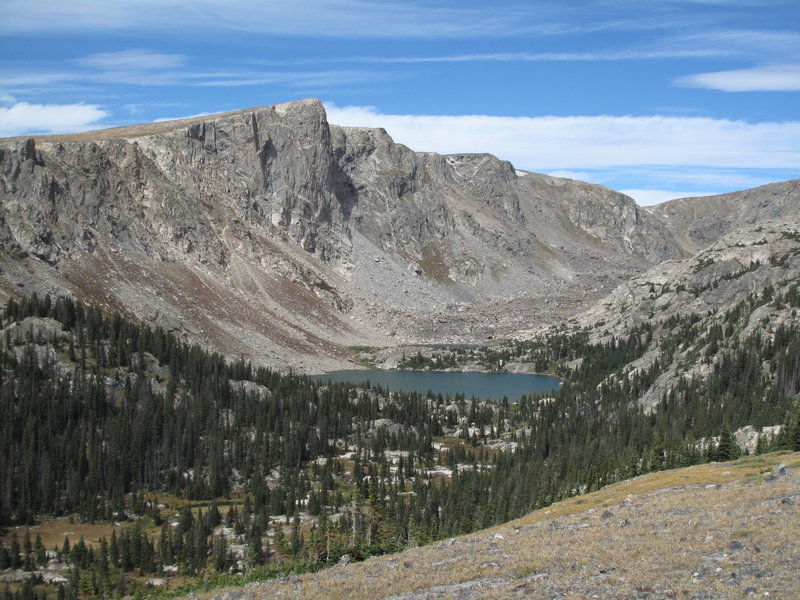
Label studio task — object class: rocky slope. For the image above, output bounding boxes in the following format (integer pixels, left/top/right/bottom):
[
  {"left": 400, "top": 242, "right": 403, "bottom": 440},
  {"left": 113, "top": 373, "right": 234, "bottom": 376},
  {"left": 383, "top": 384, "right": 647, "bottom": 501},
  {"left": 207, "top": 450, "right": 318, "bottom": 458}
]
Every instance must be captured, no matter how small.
[
  {"left": 563, "top": 218, "right": 800, "bottom": 409},
  {"left": 379, "top": 217, "right": 800, "bottom": 414},
  {"left": 651, "top": 180, "right": 800, "bottom": 255},
  {"left": 577, "top": 220, "right": 800, "bottom": 335},
  {"left": 196, "top": 454, "right": 800, "bottom": 600},
  {"left": 1, "top": 98, "right": 798, "bottom": 370}
]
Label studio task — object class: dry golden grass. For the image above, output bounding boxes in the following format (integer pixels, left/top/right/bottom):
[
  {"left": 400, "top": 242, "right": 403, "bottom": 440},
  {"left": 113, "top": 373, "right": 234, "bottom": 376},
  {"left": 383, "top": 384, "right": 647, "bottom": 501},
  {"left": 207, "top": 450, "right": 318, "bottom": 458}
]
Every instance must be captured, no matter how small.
[
  {"left": 1, "top": 495, "right": 244, "bottom": 551},
  {"left": 199, "top": 452, "right": 800, "bottom": 600},
  {"left": 511, "top": 451, "right": 800, "bottom": 528},
  {"left": 3, "top": 519, "right": 124, "bottom": 551}
]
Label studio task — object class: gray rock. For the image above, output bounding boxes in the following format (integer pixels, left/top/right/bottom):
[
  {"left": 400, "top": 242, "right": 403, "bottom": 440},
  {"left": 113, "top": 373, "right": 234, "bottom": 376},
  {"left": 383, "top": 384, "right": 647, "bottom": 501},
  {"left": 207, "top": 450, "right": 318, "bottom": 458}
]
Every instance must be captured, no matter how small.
[
  {"left": 572, "top": 218, "right": 800, "bottom": 412},
  {"left": 728, "top": 540, "right": 745, "bottom": 552},
  {"left": 734, "top": 425, "right": 783, "bottom": 455},
  {"left": 1, "top": 98, "right": 797, "bottom": 376},
  {"left": 652, "top": 180, "right": 800, "bottom": 255},
  {"left": 765, "top": 463, "right": 790, "bottom": 482}
]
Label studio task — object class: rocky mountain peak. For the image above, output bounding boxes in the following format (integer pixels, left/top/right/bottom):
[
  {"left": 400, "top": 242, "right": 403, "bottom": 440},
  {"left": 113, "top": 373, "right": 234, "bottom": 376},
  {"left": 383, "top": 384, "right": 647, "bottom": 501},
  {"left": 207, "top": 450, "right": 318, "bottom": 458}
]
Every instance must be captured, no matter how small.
[{"left": 1, "top": 99, "right": 798, "bottom": 370}]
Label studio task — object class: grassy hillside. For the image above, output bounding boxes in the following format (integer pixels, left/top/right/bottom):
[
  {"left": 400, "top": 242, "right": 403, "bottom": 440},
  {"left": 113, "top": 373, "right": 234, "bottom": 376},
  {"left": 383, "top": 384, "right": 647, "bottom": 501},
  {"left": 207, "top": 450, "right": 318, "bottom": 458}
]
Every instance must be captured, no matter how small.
[{"left": 199, "top": 452, "right": 800, "bottom": 600}]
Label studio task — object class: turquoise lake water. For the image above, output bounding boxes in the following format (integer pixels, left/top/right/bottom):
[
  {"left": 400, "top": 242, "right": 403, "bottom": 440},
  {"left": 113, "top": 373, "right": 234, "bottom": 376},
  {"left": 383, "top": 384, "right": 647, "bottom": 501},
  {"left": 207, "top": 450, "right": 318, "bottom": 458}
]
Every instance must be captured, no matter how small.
[{"left": 311, "top": 369, "right": 561, "bottom": 402}]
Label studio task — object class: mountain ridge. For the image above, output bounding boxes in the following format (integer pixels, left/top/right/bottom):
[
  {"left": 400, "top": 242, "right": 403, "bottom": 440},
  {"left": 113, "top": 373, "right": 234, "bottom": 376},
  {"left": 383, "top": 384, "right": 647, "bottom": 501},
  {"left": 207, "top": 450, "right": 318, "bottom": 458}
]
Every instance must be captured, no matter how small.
[
  {"left": 0, "top": 99, "right": 323, "bottom": 142},
  {"left": 3, "top": 98, "right": 800, "bottom": 600},
  {"left": 651, "top": 179, "right": 800, "bottom": 255},
  {"left": 1, "top": 98, "right": 798, "bottom": 371}
]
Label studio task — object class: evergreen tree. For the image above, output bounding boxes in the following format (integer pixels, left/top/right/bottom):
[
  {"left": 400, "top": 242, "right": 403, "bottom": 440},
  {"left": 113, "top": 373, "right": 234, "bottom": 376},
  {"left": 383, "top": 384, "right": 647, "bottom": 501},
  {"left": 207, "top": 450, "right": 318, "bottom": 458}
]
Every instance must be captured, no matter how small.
[{"left": 716, "top": 428, "right": 735, "bottom": 461}]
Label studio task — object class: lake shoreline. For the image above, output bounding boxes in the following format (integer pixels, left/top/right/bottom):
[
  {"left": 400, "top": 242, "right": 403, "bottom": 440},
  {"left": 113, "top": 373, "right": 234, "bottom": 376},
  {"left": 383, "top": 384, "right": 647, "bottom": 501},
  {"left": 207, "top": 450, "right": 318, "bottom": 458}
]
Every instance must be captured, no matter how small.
[
  {"left": 342, "top": 343, "right": 558, "bottom": 376},
  {"left": 310, "top": 368, "right": 562, "bottom": 402}
]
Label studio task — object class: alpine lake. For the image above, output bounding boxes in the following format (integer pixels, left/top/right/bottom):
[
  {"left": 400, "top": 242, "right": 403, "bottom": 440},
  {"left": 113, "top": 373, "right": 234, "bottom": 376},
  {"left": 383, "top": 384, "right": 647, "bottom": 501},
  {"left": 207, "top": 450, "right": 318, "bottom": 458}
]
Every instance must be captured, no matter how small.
[{"left": 311, "top": 369, "right": 561, "bottom": 402}]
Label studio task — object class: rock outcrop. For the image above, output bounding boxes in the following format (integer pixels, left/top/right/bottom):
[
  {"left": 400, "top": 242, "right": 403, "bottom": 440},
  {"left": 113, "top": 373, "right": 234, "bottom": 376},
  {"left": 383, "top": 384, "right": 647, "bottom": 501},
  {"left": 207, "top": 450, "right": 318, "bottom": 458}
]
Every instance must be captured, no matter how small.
[
  {"left": 734, "top": 425, "right": 783, "bottom": 455},
  {"left": 1, "top": 98, "right": 798, "bottom": 370},
  {"left": 555, "top": 218, "right": 800, "bottom": 409}
]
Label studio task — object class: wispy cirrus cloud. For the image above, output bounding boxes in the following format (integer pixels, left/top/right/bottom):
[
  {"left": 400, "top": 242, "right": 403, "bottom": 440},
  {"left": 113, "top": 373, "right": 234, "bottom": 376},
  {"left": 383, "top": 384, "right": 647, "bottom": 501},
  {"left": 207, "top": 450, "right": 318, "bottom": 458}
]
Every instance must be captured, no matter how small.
[
  {"left": 0, "top": 102, "right": 108, "bottom": 137},
  {"left": 352, "top": 48, "right": 727, "bottom": 64},
  {"left": 5, "top": 0, "right": 791, "bottom": 43},
  {"left": 191, "top": 70, "right": 384, "bottom": 88},
  {"left": 0, "top": 50, "right": 190, "bottom": 92},
  {"left": 673, "top": 29, "right": 800, "bottom": 60},
  {"left": 675, "top": 63, "right": 800, "bottom": 91},
  {"left": 76, "top": 49, "right": 187, "bottom": 71},
  {"left": 0, "top": 71, "right": 78, "bottom": 87},
  {"left": 0, "top": 0, "right": 532, "bottom": 38},
  {"left": 0, "top": 48, "right": 381, "bottom": 92}
]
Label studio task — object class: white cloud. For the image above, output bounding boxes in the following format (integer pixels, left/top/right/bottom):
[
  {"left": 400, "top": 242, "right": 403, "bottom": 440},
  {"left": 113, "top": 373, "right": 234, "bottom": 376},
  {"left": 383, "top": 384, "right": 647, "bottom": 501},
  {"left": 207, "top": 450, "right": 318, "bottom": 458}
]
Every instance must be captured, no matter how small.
[
  {"left": 0, "top": 0, "right": 528, "bottom": 38},
  {"left": 620, "top": 189, "right": 717, "bottom": 206},
  {"left": 0, "top": 102, "right": 108, "bottom": 137},
  {"left": 2, "top": 0, "right": 795, "bottom": 57},
  {"left": 673, "top": 30, "right": 800, "bottom": 61},
  {"left": 0, "top": 71, "right": 78, "bottom": 87},
  {"left": 355, "top": 49, "right": 725, "bottom": 64},
  {"left": 76, "top": 49, "right": 187, "bottom": 71},
  {"left": 0, "top": 56, "right": 378, "bottom": 92},
  {"left": 190, "top": 70, "right": 380, "bottom": 88},
  {"left": 324, "top": 104, "right": 800, "bottom": 171},
  {"left": 675, "top": 64, "right": 800, "bottom": 91},
  {"left": 546, "top": 170, "right": 594, "bottom": 181},
  {"left": 603, "top": 167, "right": 782, "bottom": 191},
  {"left": 4, "top": 0, "right": 764, "bottom": 41}
]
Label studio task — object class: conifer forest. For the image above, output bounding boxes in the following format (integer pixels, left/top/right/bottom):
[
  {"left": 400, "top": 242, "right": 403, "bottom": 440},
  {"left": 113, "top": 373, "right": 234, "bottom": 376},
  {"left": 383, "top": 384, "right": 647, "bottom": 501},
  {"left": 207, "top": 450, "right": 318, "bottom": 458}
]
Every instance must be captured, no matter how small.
[{"left": 1, "top": 288, "right": 799, "bottom": 600}]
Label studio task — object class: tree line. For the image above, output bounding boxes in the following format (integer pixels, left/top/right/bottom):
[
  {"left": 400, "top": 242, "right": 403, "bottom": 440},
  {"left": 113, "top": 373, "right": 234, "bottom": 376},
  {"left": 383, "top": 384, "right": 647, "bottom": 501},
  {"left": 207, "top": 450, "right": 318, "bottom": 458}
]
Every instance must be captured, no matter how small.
[{"left": 1, "top": 287, "right": 798, "bottom": 599}]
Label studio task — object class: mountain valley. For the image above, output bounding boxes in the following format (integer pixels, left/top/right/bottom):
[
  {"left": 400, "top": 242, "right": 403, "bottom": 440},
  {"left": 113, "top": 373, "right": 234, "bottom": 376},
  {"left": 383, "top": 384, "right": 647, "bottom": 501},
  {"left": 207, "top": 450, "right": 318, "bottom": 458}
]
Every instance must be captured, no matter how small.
[
  {"left": 1, "top": 99, "right": 799, "bottom": 600},
  {"left": 3, "top": 99, "right": 797, "bottom": 372}
]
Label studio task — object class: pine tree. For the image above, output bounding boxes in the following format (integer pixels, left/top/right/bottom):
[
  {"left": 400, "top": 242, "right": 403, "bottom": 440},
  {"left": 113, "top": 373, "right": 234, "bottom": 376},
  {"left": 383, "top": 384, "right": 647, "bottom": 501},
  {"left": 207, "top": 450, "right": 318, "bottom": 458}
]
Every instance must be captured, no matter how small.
[
  {"left": 289, "top": 515, "right": 303, "bottom": 557},
  {"left": 9, "top": 533, "right": 20, "bottom": 570},
  {"left": 34, "top": 535, "right": 45, "bottom": 565},
  {"left": 789, "top": 401, "right": 800, "bottom": 451},
  {"left": 716, "top": 428, "right": 735, "bottom": 461}
]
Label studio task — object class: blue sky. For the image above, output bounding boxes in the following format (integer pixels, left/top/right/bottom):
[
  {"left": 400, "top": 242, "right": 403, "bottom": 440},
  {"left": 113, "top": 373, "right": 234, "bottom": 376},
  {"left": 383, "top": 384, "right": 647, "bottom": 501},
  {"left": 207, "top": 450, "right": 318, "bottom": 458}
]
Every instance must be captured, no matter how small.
[{"left": 1, "top": 1, "right": 798, "bottom": 205}]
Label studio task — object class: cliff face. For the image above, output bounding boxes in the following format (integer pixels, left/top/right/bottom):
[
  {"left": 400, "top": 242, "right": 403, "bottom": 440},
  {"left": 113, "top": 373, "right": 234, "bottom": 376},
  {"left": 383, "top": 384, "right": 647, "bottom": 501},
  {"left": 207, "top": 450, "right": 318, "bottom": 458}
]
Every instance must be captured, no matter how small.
[
  {"left": 320, "top": 120, "right": 683, "bottom": 343},
  {"left": 1, "top": 100, "right": 345, "bottom": 265},
  {"left": 0, "top": 100, "right": 359, "bottom": 371},
  {"left": 0, "top": 98, "right": 797, "bottom": 370}
]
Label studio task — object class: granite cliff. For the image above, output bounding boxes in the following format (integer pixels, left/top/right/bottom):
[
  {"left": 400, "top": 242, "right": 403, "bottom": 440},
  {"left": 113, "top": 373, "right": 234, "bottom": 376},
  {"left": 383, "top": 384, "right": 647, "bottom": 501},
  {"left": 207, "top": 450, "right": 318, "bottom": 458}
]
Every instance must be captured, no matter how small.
[{"left": 0, "top": 98, "right": 797, "bottom": 370}]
